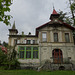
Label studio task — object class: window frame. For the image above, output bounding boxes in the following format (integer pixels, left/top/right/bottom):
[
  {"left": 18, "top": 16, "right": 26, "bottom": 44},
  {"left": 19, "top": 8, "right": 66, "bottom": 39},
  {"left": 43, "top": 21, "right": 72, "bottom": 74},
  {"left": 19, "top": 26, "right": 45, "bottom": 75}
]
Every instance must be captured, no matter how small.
[
  {"left": 42, "top": 32, "right": 47, "bottom": 42},
  {"left": 18, "top": 46, "right": 39, "bottom": 59},
  {"left": 17, "top": 39, "right": 20, "bottom": 44},
  {"left": 26, "top": 47, "right": 31, "bottom": 59},
  {"left": 65, "top": 33, "right": 70, "bottom": 42},
  {"left": 27, "top": 40, "right": 31, "bottom": 44},
  {"left": 33, "top": 47, "right": 39, "bottom": 59},
  {"left": 19, "top": 46, "right": 25, "bottom": 59},
  {"left": 54, "top": 33, "right": 58, "bottom": 42}
]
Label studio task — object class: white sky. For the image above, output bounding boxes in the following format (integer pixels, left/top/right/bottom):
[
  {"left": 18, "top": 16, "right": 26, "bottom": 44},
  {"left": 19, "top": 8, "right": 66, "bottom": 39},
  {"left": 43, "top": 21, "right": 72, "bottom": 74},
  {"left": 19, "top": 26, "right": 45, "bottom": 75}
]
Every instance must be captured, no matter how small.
[{"left": 0, "top": 0, "right": 69, "bottom": 43}]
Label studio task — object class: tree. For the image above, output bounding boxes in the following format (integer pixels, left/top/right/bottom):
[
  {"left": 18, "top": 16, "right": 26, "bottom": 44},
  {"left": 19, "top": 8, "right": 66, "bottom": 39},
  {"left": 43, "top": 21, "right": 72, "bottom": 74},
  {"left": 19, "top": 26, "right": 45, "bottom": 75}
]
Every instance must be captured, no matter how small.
[
  {"left": 68, "top": 0, "right": 75, "bottom": 26},
  {"left": 0, "top": 0, "right": 13, "bottom": 25},
  {"left": 0, "top": 47, "right": 7, "bottom": 69},
  {"left": 58, "top": 9, "right": 75, "bottom": 44},
  {"left": 0, "top": 46, "right": 20, "bottom": 70},
  {"left": 7, "top": 46, "right": 20, "bottom": 69},
  {"left": 58, "top": 10, "right": 72, "bottom": 25},
  {"left": 68, "top": 0, "right": 75, "bottom": 44},
  {"left": 2, "top": 41, "right": 8, "bottom": 48}
]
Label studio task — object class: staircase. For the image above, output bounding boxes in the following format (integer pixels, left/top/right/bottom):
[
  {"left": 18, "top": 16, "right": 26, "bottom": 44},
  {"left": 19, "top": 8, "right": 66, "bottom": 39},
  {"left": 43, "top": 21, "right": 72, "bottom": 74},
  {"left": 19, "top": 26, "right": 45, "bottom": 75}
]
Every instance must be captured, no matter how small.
[{"left": 38, "top": 61, "right": 74, "bottom": 71}]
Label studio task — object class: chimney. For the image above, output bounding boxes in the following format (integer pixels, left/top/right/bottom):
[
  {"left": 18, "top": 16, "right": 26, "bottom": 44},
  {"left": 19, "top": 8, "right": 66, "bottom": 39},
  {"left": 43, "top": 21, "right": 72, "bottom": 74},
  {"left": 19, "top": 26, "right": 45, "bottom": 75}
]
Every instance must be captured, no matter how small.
[{"left": 22, "top": 31, "right": 24, "bottom": 35}]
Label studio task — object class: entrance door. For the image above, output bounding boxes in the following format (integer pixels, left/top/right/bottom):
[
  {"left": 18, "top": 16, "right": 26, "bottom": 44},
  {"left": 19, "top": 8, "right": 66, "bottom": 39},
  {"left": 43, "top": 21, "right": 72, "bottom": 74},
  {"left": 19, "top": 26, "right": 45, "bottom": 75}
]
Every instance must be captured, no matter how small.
[{"left": 52, "top": 49, "right": 63, "bottom": 64}]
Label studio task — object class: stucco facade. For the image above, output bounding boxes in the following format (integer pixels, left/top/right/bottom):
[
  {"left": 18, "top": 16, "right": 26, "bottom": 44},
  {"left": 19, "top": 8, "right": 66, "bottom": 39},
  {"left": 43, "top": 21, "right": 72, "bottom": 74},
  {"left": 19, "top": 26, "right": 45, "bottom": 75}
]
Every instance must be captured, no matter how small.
[{"left": 8, "top": 9, "right": 75, "bottom": 70}]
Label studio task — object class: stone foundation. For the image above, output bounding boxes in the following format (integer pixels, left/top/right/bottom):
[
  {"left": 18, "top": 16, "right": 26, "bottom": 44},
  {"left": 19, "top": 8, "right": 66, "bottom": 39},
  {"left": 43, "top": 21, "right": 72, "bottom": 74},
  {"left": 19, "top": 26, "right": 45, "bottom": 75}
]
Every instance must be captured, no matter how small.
[{"left": 50, "top": 64, "right": 73, "bottom": 70}]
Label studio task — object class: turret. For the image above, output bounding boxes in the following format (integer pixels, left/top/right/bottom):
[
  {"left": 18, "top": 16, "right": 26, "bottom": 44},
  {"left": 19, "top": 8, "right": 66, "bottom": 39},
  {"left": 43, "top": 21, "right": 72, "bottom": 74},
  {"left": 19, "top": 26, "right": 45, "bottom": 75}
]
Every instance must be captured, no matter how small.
[
  {"left": 50, "top": 8, "right": 60, "bottom": 20},
  {"left": 9, "top": 21, "right": 18, "bottom": 35},
  {"left": 8, "top": 21, "right": 18, "bottom": 46}
]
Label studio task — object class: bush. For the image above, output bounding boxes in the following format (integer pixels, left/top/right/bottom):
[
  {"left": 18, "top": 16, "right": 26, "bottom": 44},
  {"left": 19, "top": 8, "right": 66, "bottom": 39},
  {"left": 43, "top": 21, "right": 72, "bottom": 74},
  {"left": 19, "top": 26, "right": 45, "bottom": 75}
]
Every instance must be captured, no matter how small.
[{"left": 0, "top": 48, "right": 20, "bottom": 70}]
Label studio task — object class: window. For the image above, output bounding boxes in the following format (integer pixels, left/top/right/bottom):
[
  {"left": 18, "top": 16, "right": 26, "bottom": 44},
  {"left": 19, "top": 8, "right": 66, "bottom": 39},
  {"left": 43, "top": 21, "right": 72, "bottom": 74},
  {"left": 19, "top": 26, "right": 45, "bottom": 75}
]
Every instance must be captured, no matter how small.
[
  {"left": 19, "top": 47, "right": 24, "bottom": 58},
  {"left": 26, "top": 47, "right": 31, "bottom": 58},
  {"left": 14, "top": 39, "right": 17, "bottom": 45},
  {"left": 17, "top": 39, "right": 20, "bottom": 44},
  {"left": 65, "top": 33, "right": 70, "bottom": 42},
  {"left": 33, "top": 40, "right": 35, "bottom": 44},
  {"left": 27, "top": 40, "right": 31, "bottom": 44},
  {"left": 23, "top": 39, "right": 26, "bottom": 44},
  {"left": 18, "top": 46, "right": 39, "bottom": 59},
  {"left": 33, "top": 47, "right": 38, "bottom": 58},
  {"left": 31, "top": 40, "right": 33, "bottom": 44},
  {"left": 54, "top": 33, "right": 58, "bottom": 42},
  {"left": 42, "top": 32, "right": 47, "bottom": 42},
  {"left": 31, "top": 40, "right": 35, "bottom": 44}
]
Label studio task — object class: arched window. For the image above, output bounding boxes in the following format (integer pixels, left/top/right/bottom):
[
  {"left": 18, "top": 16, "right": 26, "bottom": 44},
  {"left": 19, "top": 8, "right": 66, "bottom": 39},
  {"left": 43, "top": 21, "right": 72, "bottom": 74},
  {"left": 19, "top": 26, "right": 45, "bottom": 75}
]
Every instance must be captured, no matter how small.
[{"left": 52, "top": 49, "right": 63, "bottom": 64}]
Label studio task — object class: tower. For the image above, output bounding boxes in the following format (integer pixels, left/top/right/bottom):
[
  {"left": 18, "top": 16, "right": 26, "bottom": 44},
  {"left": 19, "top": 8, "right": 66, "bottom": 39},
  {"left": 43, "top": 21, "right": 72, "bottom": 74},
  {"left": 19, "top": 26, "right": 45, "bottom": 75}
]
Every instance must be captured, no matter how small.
[
  {"left": 9, "top": 21, "right": 18, "bottom": 35},
  {"left": 8, "top": 21, "right": 18, "bottom": 46},
  {"left": 50, "top": 8, "right": 60, "bottom": 20}
]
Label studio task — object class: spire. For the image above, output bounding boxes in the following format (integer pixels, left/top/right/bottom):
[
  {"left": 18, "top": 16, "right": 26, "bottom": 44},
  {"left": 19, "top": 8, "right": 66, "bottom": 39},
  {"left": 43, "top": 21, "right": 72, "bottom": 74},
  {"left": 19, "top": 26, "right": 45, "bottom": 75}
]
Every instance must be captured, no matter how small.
[
  {"left": 52, "top": 8, "right": 58, "bottom": 14},
  {"left": 50, "top": 8, "right": 60, "bottom": 20},
  {"left": 53, "top": 3, "right": 54, "bottom": 9},
  {"left": 52, "top": 3, "right": 58, "bottom": 14},
  {"left": 9, "top": 21, "right": 18, "bottom": 34},
  {"left": 12, "top": 21, "right": 16, "bottom": 29}
]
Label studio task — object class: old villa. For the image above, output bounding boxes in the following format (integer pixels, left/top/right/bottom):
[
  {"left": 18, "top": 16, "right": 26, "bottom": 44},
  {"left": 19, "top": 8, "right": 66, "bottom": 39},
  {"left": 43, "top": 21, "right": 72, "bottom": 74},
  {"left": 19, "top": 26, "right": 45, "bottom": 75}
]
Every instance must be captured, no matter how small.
[{"left": 8, "top": 9, "right": 75, "bottom": 70}]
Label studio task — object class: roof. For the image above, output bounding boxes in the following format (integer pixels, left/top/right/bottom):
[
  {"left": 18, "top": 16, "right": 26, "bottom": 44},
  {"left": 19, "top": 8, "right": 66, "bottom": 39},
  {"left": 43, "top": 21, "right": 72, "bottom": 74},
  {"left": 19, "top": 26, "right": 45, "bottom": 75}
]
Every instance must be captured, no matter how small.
[
  {"left": 36, "top": 20, "right": 75, "bottom": 36},
  {"left": 36, "top": 9, "right": 75, "bottom": 36},
  {"left": 52, "top": 9, "right": 58, "bottom": 14},
  {"left": 9, "top": 34, "right": 37, "bottom": 37},
  {"left": 36, "top": 20, "right": 75, "bottom": 30},
  {"left": 12, "top": 21, "right": 16, "bottom": 29},
  {"left": 9, "top": 21, "right": 18, "bottom": 33},
  {"left": 9, "top": 29, "right": 18, "bottom": 33},
  {"left": 50, "top": 9, "right": 60, "bottom": 20}
]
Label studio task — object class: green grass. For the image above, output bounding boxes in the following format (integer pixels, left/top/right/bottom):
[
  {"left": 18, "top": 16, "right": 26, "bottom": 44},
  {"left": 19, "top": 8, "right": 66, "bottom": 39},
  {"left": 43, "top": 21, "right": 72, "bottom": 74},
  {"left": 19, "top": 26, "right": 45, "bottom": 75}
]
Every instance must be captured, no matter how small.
[{"left": 0, "top": 70, "right": 75, "bottom": 75}]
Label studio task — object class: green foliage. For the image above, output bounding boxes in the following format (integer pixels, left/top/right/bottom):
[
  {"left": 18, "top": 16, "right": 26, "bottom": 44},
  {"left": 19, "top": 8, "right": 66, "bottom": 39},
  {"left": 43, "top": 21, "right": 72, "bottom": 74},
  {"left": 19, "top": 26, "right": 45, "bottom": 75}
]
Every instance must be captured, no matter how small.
[
  {"left": 71, "top": 3, "right": 75, "bottom": 12},
  {"left": 7, "top": 49, "right": 20, "bottom": 70},
  {"left": 0, "top": 47, "right": 20, "bottom": 70},
  {"left": 68, "top": 0, "right": 75, "bottom": 26},
  {"left": 70, "top": 0, "right": 75, "bottom": 25},
  {"left": 2, "top": 41, "right": 8, "bottom": 48},
  {"left": 6, "top": 49, "right": 20, "bottom": 70},
  {"left": 0, "top": 0, "right": 13, "bottom": 25},
  {"left": 58, "top": 10, "right": 73, "bottom": 25},
  {"left": 0, "top": 48, "right": 7, "bottom": 66}
]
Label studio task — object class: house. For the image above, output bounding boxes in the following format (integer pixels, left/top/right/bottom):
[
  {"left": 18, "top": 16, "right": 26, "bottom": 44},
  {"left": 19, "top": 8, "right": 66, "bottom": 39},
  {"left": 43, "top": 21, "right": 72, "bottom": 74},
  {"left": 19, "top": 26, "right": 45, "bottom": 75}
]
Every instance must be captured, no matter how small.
[{"left": 8, "top": 9, "right": 75, "bottom": 70}]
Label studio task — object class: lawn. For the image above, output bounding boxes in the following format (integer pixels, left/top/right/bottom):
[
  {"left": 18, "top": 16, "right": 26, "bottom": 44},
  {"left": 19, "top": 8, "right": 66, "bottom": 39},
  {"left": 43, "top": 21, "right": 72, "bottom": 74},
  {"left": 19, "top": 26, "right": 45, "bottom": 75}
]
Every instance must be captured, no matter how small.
[{"left": 0, "top": 70, "right": 75, "bottom": 75}]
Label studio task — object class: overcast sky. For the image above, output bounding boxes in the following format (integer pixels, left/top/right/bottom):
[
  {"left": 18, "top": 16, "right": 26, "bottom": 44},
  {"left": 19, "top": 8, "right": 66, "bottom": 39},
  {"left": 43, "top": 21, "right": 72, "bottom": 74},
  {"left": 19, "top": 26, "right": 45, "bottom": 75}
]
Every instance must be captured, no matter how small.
[{"left": 0, "top": 0, "right": 69, "bottom": 43}]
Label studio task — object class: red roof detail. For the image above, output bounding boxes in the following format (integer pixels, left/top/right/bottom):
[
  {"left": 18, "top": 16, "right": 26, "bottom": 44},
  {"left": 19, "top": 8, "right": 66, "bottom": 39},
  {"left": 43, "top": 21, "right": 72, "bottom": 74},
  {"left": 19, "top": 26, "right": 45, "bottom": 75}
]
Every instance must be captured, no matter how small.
[
  {"left": 36, "top": 21, "right": 50, "bottom": 30},
  {"left": 36, "top": 20, "right": 75, "bottom": 36},
  {"left": 52, "top": 9, "right": 58, "bottom": 14}
]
